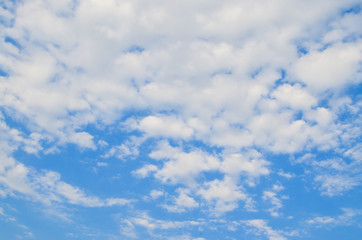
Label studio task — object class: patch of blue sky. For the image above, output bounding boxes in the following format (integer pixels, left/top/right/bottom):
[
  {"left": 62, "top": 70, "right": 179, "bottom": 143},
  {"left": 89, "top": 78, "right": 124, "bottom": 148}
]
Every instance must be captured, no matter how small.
[
  {"left": 250, "top": 67, "right": 264, "bottom": 79},
  {"left": 4, "top": 36, "right": 22, "bottom": 50},
  {"left": 296, "top": 45, "right": 309, "bottom": 56},
  {"left": 126, "top": 45, "right": 145, "bottom": 54},
  {"left": 342, "top": 81, "right": 362, "bottom": 100},
  {"left": 341, "top": 4, "right": 362, "bottom": 15},
  {"left": 211, "top": 68, "right": 233, "bottom": 77},
  {"left": 0, "top": 67, "right": 8, "bottom": 77},
  {"left": 268, "top": 68, "right": 308, "bottom": 92},
  {"left": 0, "top": 17, "right": 14, "bottom": 28},
  {"left": 341, "top": 32, "right": 362, "bottom": 43},
  {"left": 0, "top": 0, "right": 16, "bottom": 13}
]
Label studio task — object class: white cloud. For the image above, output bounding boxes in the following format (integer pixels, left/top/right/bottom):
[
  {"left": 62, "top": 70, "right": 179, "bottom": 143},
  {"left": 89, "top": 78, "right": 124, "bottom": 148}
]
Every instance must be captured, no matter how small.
[
  {"left": 0, "top": 157, "right": 131, "bottom": 208},
  {"left": 247, "top": 112, "right": 313, "bottom": 153},
  {"left": 197, "top": 176, "right": 251, "bottom": 215},
  {"left": 120, "top": 212, "right": 205, "bottom": 238},
  {"left": 145, "top": 141, "right": 271, "bottom": 190},
  {"left": 297, "top": 153, "right": 362, "bottom": 197},
  {"left": 292, "top": 42, "right": 362, "bottom": 92},
  {"left": 307, "top": 216, "right": 335, "bottom": 225},
  {"left": 137, "top": 115, "right": 194, "bottom": 139},
  {"left": 307, "top": 208, "right": 362, "bottom": 227},
  {"left": 34, "top": 170, "right": 132, "bottom": 207},
  {"left": 306, "top": 107, "right": 334, "bottom": 130},
  {"left": 103, "top": 136, "right": 144, "bottom": 160},
  {"left": 262, "top": 184, "right": 285, "bottom": 217},
  {"left": 132, "top": 164, "right": 158, "bottom": 178},
  {"left": 344, "top": 143, "right": 362, "bottom": 162},
  {"left": 278, "top": 171, "right": 294, "bottom": 179},
  {"left": 168, "top": 236, "right": 205, "bottom": 240},
  {"left": 0, "top": 1, "right": 362, "bottom": 236},
  {"left": 1, "top": 0, "right": 360, "bottom": 159},
  {"left": 149, "top": 190, "right": 164, "bottom": 199},
  {"left": 163, "top": 188, "right": 198, "bottom": 213},
  {"left": 134, "top": 141, "right": 271, "bottom": 214},
  {"left": 22, "top": 132, "right": 44, "bottom": 154},
  {"left": 69, "top": 131, "right": 96, "bottom": 150},
  {"left": 0, "top": 118, "right": 131, "bottom": 209},
  {"left": 221, "top": 150, "right": 270, "bottom": 180},
  {"left": 96, "top": 162, "right": 108, "bottom": 167},
  {"left": 148, "top": 141, "right": 220, "bottom": 186},
  {"left": 105, "top": 198, "right": 131, "bottom": 207},
  {"left": 315, "top": 174, "right": 359, "bottom": 197},
  {"left": 244, "top": 219, "right": 288, "bottom": 240},
  {"left": 271, "top": 84, "right": 317, "bottom": 110}
]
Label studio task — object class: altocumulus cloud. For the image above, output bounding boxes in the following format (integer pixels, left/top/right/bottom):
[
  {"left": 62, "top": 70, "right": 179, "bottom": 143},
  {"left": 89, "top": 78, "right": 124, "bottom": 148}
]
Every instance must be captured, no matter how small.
[{"left": 0, "top": 0, "right": 362, "bottom": 239}]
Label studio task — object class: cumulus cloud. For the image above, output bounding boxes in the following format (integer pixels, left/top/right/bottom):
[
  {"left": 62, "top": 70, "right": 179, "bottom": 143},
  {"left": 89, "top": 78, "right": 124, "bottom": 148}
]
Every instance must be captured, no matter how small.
[
  {"left": 102, "top": 136, "right": 144, "bottom": 160},
  {"left": 137, "top": 115, "right": 194, "bottom": 139},
  {"left": 149, "top": 189, "right": 164, "bottom": 200},
  {"left": 221, "top": 150, "right": 270, "bottom": 180},
  {"left": 133, "top": 141, "right": 271, "bottom": 214},
  {"left": 292, "top": 42, "right": 362, "bottom": 92},
  {"left": 0, "top": 0, "right": 362, "bottom": 238},
  {"left": 197, "top": 177, "right": 251, "bottom": 215},
  {"left": 2, "top": 0, "right": 360, "bottom": 155},
  {"left": 149, "top": 141, "right": 220, "bottom": 186},
  {"left": 163, "top": 188, "right": 198, "bottom": 213}
]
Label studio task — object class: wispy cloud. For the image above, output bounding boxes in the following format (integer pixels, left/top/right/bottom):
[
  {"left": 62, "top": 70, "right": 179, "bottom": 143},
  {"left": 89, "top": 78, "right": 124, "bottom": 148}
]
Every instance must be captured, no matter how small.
[{"left": 306, "top": 208, "right": 362, "bottom": 227}]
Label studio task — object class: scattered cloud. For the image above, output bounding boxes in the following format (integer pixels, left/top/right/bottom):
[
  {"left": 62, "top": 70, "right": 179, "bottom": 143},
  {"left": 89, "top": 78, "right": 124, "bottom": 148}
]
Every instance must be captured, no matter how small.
[
  {"left": 120, "top": 212, "right": 205, "bottom": 239},
  {"left": 0, "top": 0, "right": 361, "bottom": 239},
  {"left": 262, "top": 184, "right": 286, "bottom": 217},
  {"left": 306, "top": 208, "right": 362, "bottom": 228},
  {"left": 243, "top": 219, "right": 292, "bottom": 240}
]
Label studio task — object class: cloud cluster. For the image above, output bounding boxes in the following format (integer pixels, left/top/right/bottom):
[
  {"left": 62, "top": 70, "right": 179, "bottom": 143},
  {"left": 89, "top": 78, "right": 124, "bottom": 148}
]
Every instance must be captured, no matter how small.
[
  {"left": 0, "top": 0, "right": 361, "bottom": 238},
  {"left": 134, "top": 141, "right": 269, "bottom": 214},
  {"left": 1, "top": 0, "right": 361, "bottom": 151},
  {"left": 0, "top": 114, "right": 130, "bottom": 211},
  {"left": 306, "top": 208, "right": 362, "bottom": 227}
]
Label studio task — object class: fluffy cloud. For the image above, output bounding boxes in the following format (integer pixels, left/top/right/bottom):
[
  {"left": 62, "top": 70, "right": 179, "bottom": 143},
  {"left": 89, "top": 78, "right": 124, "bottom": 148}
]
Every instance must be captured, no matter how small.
[
  {"left": 134, "top": 141, "right": 271, "bottom": 214},
  {"left": 1, "top": 0, "right": 360, "bottom": 158},
  {"left": 292, "top": 42, "right": 362, "bottom": 92},
  {"left": 0, "top": 0, "right": 362, "bottom": 238},
  {"left": 163, "top": 188, "right": 199, "bottom": 213},
  {"left": 137, "top": 115, "right": 194, "bottom": 139},
  {"left": 147, "top": 141, "right": 220, "bottom": 186},
  {"left": 197, "top": 176, "right": 251, "bottom": 214}
]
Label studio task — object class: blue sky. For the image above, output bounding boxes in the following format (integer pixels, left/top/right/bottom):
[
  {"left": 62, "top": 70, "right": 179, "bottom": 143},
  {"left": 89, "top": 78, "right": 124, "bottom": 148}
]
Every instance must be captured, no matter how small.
[{"left": 0, "top": 0, "right": 362, "bottom": 239}]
